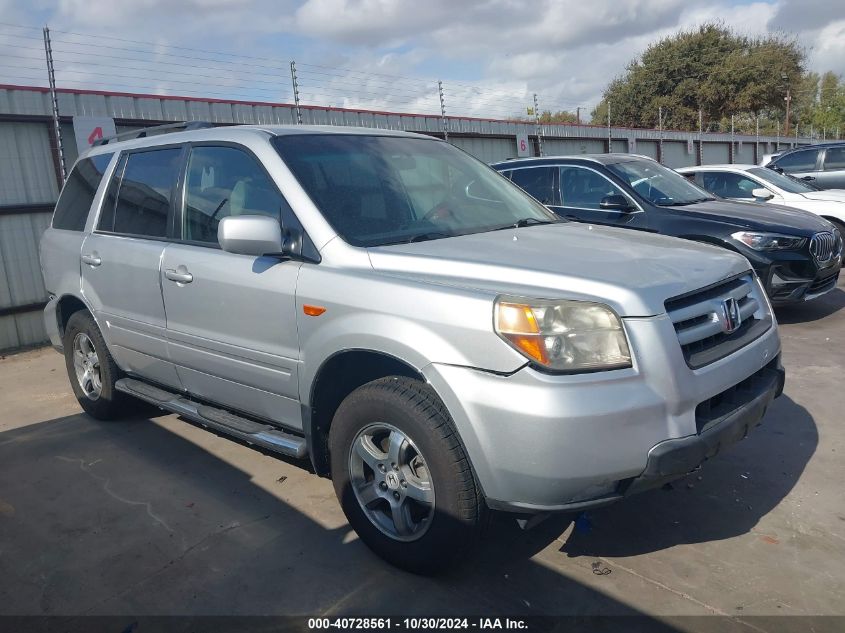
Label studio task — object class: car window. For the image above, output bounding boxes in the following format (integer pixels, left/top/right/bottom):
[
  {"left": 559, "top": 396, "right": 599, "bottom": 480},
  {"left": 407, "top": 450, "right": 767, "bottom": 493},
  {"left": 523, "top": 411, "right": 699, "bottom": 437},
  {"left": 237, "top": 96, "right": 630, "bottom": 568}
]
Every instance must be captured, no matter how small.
[
  {"left": 773, "top": 148, "right": 820, "bottom": 172},
  {"left": 52, "top": 153, "right": 113, "bottom": 231},
  {"left": 559, "top": 165, "right": 628, "bottom": 209},
  {"left": 98, "top": 148, "right": 181, "bottom": 237},
  {"left": 749, "top": 167, "right": 816, "bottom": 193},
  {"left": 606, "top": 159, "right": 713, "bottom": 206},
  {"left": 700, "top": 172, "right": 761, "bottom": 199},
  {"left": 273, "top": 134, "right": 558, "bottom": 247},
  {"left": 183, "top": 146, "right": 293, "bottom": 244},
  {"left": 508, "top": 167, "right": 557, "bottom": 205},
  {"left": 823, "top": 147, "right": 845, "bottom": 171}
]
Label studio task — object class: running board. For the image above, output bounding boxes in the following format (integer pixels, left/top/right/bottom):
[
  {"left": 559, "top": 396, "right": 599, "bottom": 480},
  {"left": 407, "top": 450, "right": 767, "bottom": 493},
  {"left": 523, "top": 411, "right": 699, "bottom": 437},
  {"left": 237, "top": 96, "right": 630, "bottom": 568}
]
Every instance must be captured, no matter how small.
[{"left": 115, "top": 378, "right": 307, "bottom": 459}]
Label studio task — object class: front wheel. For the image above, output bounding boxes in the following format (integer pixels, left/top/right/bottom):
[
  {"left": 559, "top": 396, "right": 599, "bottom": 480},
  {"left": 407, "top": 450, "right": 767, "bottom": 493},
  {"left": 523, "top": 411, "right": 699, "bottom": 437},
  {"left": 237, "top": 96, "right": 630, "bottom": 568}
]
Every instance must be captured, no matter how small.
[{"left": 330, "top": 376, "right": 485, "bottom": 574}]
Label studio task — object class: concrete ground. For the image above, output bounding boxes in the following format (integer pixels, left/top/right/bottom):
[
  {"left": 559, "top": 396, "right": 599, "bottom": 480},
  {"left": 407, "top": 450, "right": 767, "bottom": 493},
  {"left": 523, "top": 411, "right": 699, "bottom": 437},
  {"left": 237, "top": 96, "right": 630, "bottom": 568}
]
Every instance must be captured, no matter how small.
[{"left": 1, "top": 281, "right": 844, "bottom": 631}]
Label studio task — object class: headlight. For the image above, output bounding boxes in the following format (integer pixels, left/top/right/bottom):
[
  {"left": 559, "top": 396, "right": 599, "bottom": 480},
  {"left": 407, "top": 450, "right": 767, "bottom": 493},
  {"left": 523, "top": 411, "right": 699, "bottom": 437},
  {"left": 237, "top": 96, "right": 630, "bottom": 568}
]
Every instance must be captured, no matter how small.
[
  {"left": 731, "top": 231, "right": 806, "bottom": 251},
  {"left": 494, "top": 297, "right": 632, "bottom": 372}
]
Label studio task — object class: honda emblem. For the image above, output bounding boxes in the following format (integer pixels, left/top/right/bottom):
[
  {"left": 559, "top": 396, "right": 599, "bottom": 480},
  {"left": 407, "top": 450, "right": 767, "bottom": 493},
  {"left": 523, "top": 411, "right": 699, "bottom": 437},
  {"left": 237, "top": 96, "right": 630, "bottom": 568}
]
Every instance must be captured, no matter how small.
[{"left": 720, "top": 298, "right": 742, "bottom": 334}]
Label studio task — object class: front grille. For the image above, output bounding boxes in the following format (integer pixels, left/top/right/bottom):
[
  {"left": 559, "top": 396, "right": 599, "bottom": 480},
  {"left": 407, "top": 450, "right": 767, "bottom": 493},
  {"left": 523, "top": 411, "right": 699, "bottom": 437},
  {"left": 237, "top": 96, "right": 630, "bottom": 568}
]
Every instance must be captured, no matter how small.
[
  {"left": 665, "top": 273, "right": 772, "bottom": 369},
  {"left": 695, "top": 357, "right": 781, "bottom": 434},
  {"left": 810, "top": 231, "right": 837, "bottom": 265}
]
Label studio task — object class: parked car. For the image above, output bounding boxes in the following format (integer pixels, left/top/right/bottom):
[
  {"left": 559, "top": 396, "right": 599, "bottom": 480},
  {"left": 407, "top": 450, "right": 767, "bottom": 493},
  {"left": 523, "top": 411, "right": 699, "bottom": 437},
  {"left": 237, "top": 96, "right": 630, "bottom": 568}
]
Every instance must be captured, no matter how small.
[
  {"left": 493, "top": 155, "right": 842, "bottom": 305},
  {"left": 42, "top": 124, "right": 785, "bottom": 574},
  {"left": 677, "top": 164, "right": 845, "bottom": 235},
  {"left": 765, "top": 142, "right": 845, "bottom": 189}
]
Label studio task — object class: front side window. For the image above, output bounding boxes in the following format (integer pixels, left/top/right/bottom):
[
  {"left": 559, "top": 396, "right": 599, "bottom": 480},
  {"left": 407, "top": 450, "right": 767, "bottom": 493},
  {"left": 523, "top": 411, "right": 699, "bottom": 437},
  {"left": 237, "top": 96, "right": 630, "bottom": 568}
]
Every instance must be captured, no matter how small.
[
  {"left": 183, "top": 146, "right": 292, "bottom": 244},
  {"left": 272, "top": 134, "right": 558, "bottom": 247},
  {"left": 508, "top": 167, "right": 557, "bottom": 205},
  {"left": 773, "top": 149, "right": 820, "bottom": 172},
  {"left": 99, "top": 148, "right": 181, "bottom": 238},
  {"left": 559, "top": 166, "right": 628, "bottom": 209},
  {"left": 823, "top": 147, "right": 845, "bottom": 171},
  {"left": 52, "top": 153, "right": 113, "bottom": 231},
  {"left": 700, "top": 172, "right": 762, "bottom": 199},
  {"left": 606, "top": 159, "right": 714, "bottom": 206}
]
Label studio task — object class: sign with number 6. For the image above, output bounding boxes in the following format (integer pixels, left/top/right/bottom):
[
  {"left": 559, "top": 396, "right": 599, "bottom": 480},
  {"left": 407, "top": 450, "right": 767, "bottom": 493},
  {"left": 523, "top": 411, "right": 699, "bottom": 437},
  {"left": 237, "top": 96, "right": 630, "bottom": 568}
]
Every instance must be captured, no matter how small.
[{"left": 516, "top": 133, "right": 530, "bottom": 157}]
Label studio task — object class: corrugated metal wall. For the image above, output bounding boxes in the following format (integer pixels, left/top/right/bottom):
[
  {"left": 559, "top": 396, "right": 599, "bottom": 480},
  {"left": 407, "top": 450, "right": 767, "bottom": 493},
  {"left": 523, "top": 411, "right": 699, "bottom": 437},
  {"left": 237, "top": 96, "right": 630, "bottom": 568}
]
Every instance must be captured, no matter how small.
[
  {"left": 0, "top": 122, "right": 58, "bottom": 351},
  {"left": 736, "top": 142, "right": 756, "bottom": 164},
  {"left": 0, "top": 85, "right": 819, "bottom": 352}
]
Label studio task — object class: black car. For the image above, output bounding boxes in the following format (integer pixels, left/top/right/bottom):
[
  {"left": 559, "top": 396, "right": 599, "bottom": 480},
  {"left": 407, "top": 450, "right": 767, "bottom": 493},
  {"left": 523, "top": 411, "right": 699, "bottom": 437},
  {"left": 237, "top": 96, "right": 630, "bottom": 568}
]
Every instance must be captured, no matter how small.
[
  {"left": 492, "top": 155, "right": 842, "bottom": 305},
  {"left": 766, "top": 142, "right": 845, "bottom": 189}
]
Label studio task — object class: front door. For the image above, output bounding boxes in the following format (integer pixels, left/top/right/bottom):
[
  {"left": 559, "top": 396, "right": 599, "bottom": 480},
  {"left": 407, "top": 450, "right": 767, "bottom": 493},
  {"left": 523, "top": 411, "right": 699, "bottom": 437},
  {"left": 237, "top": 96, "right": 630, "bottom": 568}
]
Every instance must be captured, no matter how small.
[
  {"left": 817, "top": 147, "right": 845, "bottom": 189},
  {"left": 81, "top": 146, "right": 183, "bottom": 388},
  {"left": 161, "top": 144, "right": 303, "bottom": 429},
  {"left": 552, "top": 164, "right": 647, "bottom": 229}
]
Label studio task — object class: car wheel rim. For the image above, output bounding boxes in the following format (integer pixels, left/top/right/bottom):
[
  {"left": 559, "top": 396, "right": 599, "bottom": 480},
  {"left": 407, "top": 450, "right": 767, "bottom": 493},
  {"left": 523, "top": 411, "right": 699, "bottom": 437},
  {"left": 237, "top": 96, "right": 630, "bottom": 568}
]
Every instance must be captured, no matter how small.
[
  {"left": 72, "top": 333, "right": 102, "bottom": 401},
  {"left": 348, "top": 423, "right": 435, "bottom": 542}
]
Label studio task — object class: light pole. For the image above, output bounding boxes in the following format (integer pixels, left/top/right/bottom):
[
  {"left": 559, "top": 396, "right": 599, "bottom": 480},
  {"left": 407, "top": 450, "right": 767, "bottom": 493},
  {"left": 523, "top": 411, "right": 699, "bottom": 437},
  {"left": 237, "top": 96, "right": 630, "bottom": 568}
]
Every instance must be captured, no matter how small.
[{"left": 782, "top": 73, "right": 792, "bottom": 137}]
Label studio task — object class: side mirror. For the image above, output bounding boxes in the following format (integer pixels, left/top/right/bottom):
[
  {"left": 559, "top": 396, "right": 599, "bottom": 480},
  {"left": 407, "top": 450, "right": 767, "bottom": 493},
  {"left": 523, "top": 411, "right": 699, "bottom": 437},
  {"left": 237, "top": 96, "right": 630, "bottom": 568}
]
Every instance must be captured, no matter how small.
[
  {"left": 218, "top": 215, "right": 283, "bottom": 257},
  {"left": 752, "top": 188, "right": 774, "bottom": 200},
  {"left": 599, "top": 194, "right": 634, "bottom": 211}
]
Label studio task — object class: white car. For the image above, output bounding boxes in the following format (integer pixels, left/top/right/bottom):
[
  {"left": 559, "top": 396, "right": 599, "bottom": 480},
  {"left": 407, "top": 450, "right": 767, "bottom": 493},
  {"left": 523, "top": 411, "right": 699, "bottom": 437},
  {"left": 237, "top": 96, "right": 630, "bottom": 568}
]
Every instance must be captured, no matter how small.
[{"left": 678, "top": 164, "right": 845, "bottom": 234}]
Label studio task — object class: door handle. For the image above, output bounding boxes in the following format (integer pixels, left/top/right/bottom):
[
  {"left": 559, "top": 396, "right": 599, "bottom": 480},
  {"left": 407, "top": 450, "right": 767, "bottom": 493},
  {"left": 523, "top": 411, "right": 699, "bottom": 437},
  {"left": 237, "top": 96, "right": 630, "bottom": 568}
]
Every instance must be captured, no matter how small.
[
  {"left": 81, "top": 253, "right": 101, "bottom": 267},
  {"left": 165, "top": 269, "right": 193, "bottom": 284},
  {"left": 801, "top": 176, "right": 816, "bottom": 181}
]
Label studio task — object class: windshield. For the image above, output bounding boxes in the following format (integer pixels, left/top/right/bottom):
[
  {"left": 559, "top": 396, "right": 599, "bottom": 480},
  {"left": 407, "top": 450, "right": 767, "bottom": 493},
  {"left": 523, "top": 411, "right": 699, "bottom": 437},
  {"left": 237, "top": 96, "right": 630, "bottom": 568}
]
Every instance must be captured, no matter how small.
[
  {"left": 753, "top": 167, "right": 819, "bottom": 193},
  {"left": 607, "top": 159, "right": 715, "bottom": 206},
  {"left": 272, "top": 134, "right": 559, "bottom": 247}
]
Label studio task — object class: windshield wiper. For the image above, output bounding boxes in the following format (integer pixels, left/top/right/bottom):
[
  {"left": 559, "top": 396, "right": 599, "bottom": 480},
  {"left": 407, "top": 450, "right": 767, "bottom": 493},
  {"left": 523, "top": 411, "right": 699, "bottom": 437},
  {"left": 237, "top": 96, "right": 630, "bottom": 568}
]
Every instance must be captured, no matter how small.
[
  {"left": 407, "top": 231, "right": 453, "bottom": 243},
  {"left": 490, "top": 217, "right": 560, "bottom": 231}
]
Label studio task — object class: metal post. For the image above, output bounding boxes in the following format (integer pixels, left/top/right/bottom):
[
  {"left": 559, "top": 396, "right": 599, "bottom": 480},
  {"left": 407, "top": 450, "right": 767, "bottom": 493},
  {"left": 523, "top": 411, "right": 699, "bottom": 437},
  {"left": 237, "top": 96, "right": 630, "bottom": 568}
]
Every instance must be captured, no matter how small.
[
  {"left": 438, "top": 81, "right": 449, "bottom": 143},
  {"left": 658, "top": 106, "right": 663, "bottom": 164},
  {"left": 698, "top": 108, "right": 703, "bottom": 165},
  {"left": 576, "top": 106, "right": 581, "bottom": 125},
  {"left": 755, "top": 114, "right": 760, "bottom": 164},
  {"left": 42, "top": 26, "right": 65, "bottom": 181},
  {"left": 776, "top": 121, "right": 780, "bottom": 149},
  {"left": 795, "top": 123, "right": 798, "bottom": 146},
  {"left": 533, "top": 93, "right": 543, "bottom": 157},
  {"left": 290, "top": 61, "right": 302, "bottom": 124},
  {"left": 823, "top": 127, "right": 826, "bottom": 142},
  {"left": 730, "top": 114, "right": 735, "bottom": 164},
  {"left": 607, "top": 101, "right": 612, "bottom": 153}
]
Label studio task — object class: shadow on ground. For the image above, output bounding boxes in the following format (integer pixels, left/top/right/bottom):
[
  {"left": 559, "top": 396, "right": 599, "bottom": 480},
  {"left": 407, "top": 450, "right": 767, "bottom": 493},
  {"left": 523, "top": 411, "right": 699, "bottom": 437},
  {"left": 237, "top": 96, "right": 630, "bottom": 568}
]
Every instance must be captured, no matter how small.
[
  {"left": 0, "top": 392, "right": 816, "bottom": 627},
  {"left": 775, "top": 287, "right": 845, "bottom": 324}
]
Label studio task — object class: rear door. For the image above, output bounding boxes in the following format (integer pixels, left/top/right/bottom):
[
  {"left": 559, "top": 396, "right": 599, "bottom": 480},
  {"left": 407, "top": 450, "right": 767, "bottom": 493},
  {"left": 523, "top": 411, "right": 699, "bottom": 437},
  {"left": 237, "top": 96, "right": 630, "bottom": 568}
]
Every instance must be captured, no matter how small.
[
  {"left": 160, "top": 144, "right": 303, "bottom": 429},
  {"left": 81, "top": 146, "right": 183, "bottom": 388},
  {"left": 817, "top": 147, "right": 845, "bottom": 189},
  {"left": 552, "top": 164, "right": 647, "bottom": 228}
]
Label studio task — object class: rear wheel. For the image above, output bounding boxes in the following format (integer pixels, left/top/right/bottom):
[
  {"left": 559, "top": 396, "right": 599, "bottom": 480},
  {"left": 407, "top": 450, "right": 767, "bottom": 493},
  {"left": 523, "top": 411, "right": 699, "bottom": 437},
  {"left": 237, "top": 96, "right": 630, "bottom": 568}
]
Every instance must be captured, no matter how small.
[
  {"left": 63, "top": 311, "right": 128, "bottom": 420},
  {"left": 330, "top": 376, "right": 484, "bottom": 574}
]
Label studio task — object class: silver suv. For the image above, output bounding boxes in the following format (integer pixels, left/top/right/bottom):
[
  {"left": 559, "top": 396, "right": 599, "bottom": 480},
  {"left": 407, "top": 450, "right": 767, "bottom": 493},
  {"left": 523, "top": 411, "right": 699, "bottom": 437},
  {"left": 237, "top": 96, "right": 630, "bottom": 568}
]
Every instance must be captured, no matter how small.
[{"left": 40, "top": 123, "right": 785, "bottom": 573}]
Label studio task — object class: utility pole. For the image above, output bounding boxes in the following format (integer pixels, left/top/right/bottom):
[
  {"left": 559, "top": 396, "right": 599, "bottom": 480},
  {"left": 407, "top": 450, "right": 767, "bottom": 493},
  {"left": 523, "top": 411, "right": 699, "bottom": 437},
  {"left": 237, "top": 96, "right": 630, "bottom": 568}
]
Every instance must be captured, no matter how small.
[
  {"left": 42, "top": 25, "right": 65, "bottom": 182},
  {"left": 607, "top": 101, "right": 612, "bottom": 153},
  {"left": 533, "top": 93, "right": 543, "bottom": 156},
  {"left": 290, "top": 61, "right": 302, "bottom": 124},
  {"left": 784, "top": 87, "right": 792, "bottom": 136},
  {"left": 438, "top": 80, "right": 449, "bottom": 143},
  {"left": 658, "top": 106, "right": 663, "bottom": 164},
  {"left": 755, "top": 114, "right": 760, "bottom": 165},
  {"left": 576, "top": 106, "right": 581, "bottom": 125},
  {"left": 698, "top": 108, "right": 703, "bottom": 165}
]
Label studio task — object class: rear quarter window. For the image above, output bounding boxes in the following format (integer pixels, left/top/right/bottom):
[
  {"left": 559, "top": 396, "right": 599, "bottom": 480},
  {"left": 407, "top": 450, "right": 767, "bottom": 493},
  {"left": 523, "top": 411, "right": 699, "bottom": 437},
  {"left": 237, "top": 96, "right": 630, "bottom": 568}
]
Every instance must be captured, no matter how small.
[
  {"left": 773, "top": 149, "right": 820, "bottom": 172},
  {"left": 51, "top": 153, "right": 113, "bottom": 231}
]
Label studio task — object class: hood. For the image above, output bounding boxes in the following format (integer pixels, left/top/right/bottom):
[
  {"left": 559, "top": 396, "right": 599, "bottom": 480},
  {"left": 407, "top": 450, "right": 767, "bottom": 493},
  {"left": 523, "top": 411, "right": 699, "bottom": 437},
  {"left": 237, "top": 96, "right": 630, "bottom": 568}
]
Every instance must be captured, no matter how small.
[
  {"left": 799, "top": 189, "right": 845, "bottom": 203},
  {"left": 367, "top": 223, "right": 750, "bottom": 317},
  {"left": 667, "top": 198, "right": 832, "bottom": 235}
]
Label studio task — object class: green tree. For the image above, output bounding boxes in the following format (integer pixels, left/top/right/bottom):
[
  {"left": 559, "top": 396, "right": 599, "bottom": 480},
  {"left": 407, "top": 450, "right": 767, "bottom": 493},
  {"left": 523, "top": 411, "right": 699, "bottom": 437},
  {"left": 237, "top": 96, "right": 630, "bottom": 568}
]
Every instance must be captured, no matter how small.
[{"left": 590, "top": 23, "right": 805, "bottom": 131}]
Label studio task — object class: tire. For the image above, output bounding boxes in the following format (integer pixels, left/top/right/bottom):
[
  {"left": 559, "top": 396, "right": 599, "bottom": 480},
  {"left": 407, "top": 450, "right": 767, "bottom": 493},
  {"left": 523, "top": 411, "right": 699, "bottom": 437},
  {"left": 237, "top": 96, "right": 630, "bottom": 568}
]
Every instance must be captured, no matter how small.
[
  {"left": 63, "top": 310, "right": 128, "bottom": 420},
  {"left": 329, "top": 376, "right": 485, "bottom": 575}
]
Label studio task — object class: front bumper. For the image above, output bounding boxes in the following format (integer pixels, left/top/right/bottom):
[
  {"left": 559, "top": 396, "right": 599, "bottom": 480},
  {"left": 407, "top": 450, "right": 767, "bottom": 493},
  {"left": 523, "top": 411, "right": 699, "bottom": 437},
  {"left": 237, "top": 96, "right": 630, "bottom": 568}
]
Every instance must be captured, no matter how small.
[
  {"left": 757, "top": 257, "right": 841, "bottom": 305},
  {"left": 423, "top": 314, "right": 782, "bottom": 514}
]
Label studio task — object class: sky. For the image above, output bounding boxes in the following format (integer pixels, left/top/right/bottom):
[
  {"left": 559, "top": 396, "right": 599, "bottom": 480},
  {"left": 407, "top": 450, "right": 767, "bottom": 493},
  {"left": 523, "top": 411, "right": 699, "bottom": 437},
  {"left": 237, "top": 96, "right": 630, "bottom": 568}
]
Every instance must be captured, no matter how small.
[{"left": 0, "top": 0, "right": 843, "bottom": 120}]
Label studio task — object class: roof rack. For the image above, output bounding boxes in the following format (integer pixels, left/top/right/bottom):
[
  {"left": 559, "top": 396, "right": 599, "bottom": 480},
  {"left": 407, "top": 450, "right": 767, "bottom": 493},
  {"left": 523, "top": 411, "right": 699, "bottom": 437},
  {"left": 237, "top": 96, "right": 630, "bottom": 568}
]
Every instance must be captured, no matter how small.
[{"left": 92, "top": 121, "right": 215, "bottom": 147}]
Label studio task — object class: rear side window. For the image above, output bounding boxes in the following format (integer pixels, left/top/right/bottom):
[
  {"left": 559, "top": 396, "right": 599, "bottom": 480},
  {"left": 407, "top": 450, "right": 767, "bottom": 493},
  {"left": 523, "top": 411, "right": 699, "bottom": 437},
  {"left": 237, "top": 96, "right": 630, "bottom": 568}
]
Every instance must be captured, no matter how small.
[
  {"left": 509, "top": 167, "right": 557, "bottom": 205},
  {"left": 52, "top": 154, "right": 113, "bottom": 231},
  {"left": 700, "top": 172, "right": 760, "bottom": 199},
  {"left": 98, "top": 148, "right": 181, "bottom": 238},
  {"left": 773, "top": 149, "right": 819, "bottom": 172},
  {"left": 823, "top": 147, "right": 845, "bottom": 171}
]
